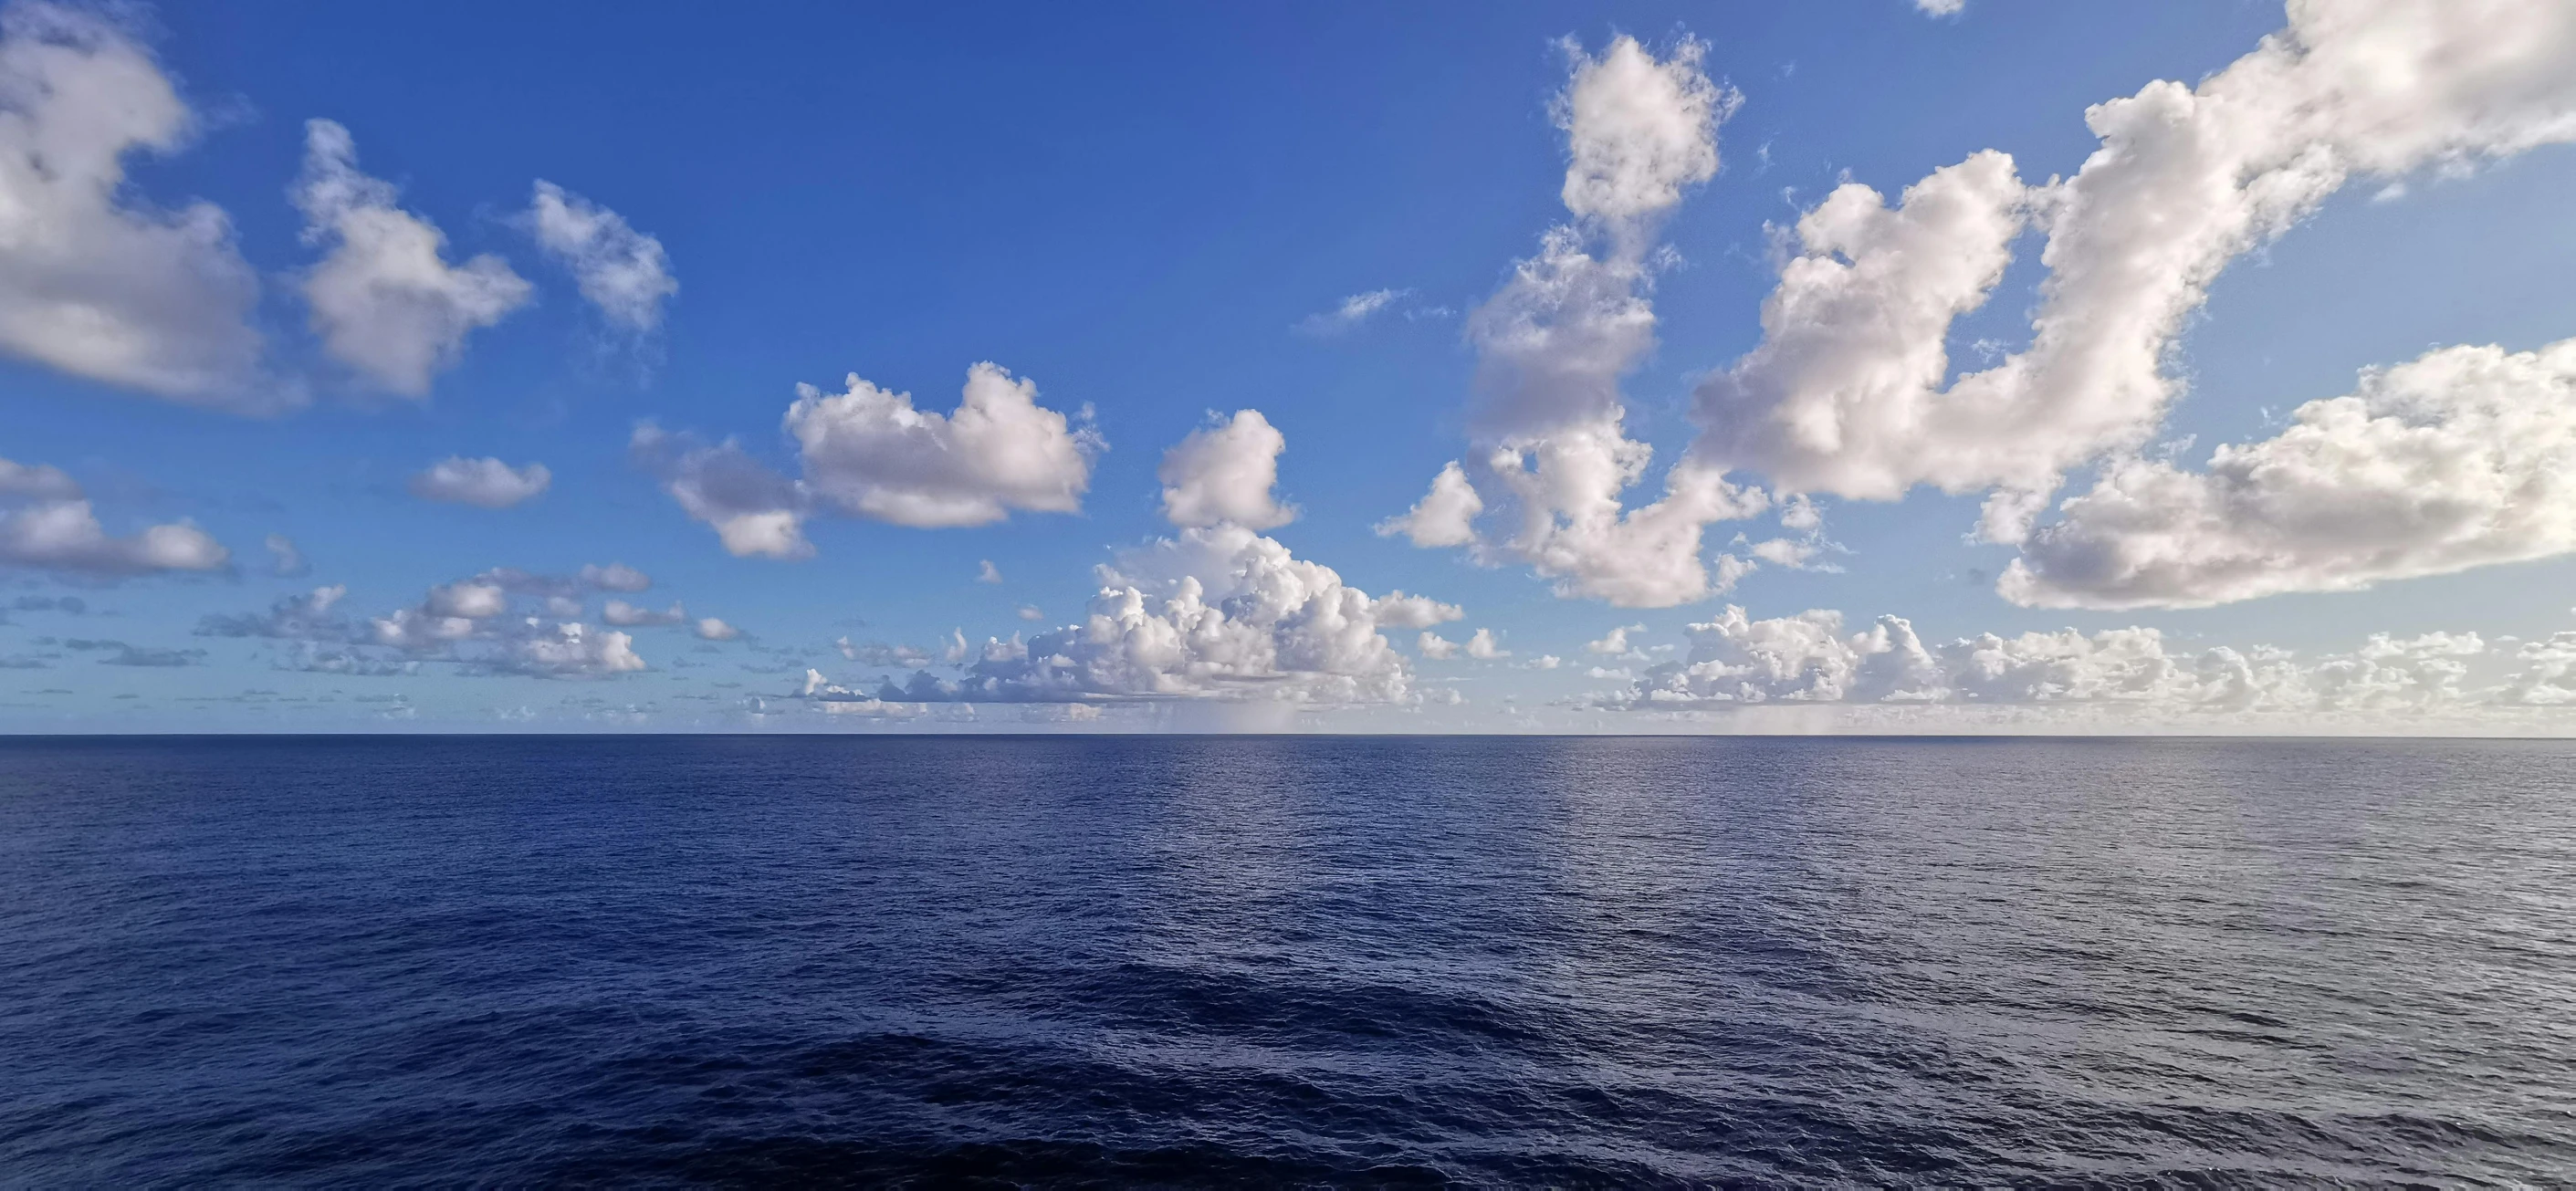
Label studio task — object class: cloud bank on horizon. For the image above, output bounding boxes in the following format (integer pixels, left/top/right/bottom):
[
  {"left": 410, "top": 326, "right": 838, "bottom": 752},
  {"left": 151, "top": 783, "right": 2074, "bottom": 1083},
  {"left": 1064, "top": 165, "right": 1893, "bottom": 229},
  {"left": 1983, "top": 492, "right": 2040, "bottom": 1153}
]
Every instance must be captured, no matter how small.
[{"left": 5, "top": 0, "right": 2576, "bottom": 732}]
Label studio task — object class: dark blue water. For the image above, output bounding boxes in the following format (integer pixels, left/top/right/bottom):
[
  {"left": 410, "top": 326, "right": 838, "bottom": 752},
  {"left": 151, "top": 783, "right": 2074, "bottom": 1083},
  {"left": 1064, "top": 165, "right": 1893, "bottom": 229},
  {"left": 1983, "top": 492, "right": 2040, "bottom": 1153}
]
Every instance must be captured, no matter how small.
[{"left": 2, "top": 737, "right": 2571, "bottom": 1186}]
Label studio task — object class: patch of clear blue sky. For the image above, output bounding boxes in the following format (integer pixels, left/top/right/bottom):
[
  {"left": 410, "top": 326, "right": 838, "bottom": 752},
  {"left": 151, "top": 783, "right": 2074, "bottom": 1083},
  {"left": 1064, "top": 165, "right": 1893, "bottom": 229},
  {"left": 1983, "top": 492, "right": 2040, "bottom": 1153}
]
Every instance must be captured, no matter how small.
[{"left": 5, "top": 1, "right": 2572, "bottom": 726}]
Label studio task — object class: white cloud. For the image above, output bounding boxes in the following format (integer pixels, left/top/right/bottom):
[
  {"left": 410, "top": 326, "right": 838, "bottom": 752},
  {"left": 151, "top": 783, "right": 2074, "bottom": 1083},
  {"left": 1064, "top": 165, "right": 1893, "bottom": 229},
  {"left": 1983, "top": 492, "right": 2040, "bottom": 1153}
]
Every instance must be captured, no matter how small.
[
  {"left": 1528, "top": 654, "right": 1562, "bottom": 670},
  {"left": 424, "top": 580, "right": 507, "bottom": 619},
  {"left": 629, "top": 423, "right": 811, "bottom": 559},
  {"left": 638, "top": 363, "right": 1101, "bottom": 555},
  {"left": 217, "top": 568, "right": 654, "bottom": 678},
  {"left": 1158, "top": 408, "right": 1296, "bottom": 529},
  {"left": 1913, "top": 0, "right": 1964, "bottom": 16},
  {"left": 500, "top": 622, "right": 644, "bottom": 677},
  {"left": 0, "top": 457, "right": 79, "bottom": 500},
  {"left": 2499, "top": 632, "right": 2576, "bottom": 705},
  {"left": 1377, "top": 460, "right": 1483, "bottom": 548},
  {"left": 0, "top": 455, "right": 225, "bottom": 575},
  {"left": 1586, "top": 623, "right": 1643, "bottom": 655},
  {"left": 293, "top": 119, "right": 531, "bottom": 395},
  {"left": 0, "top": 5, "right": 265, "bottom": 407},
  {"left": 1598, "top": 605, "right": 2492, "bottom": 717},
  {"left": 579, "top": 562, "right": 651, "bottom": 592},
  {"left": 1417, "top": 632, "right": 1458, "bottom": 661},
  {"left": 1017, "top": 604, "right": 1044, "bottom": 622},
  {"left": 1293, "top": 288, "right": 1404, "bottom": 337},
  {"left": 1694, "top": 0, "right": 2576, "bottom": 557},
  {"left": 2005, "top": 338, "right": 2576, "bottom": 609},
  {"left": 602, "top": 599, "right": 685, "bottom": 626},
  {"left": 976, "top": 559, "right": 1002, "bottom": 583},
  {"left": 1554, "top": 35, "right": 1731, "bottom": 228},
  {"left": 1387, "top": 36, "right": 1764, "bottom": 607},
  {"left": 1368, "top": 590, "right": 1464, "bottom": 630},
  {"left": 876, "top": 524, "right": 1426, "bottom": 705},
  {"left": 408, "top": 456, "right": 551, "bottom": 509},
  {"left": 1464, "top": 628, "right": 1510, "bottom": 659},
  {"left": 787, "top": 362, "right": 1100, "bottom": 528},
  {"left": 524, "top": 180, "right": 675, "bottom": 332},
  {"left": 692, "top": 616, "right": 740, "bottom": 642}
]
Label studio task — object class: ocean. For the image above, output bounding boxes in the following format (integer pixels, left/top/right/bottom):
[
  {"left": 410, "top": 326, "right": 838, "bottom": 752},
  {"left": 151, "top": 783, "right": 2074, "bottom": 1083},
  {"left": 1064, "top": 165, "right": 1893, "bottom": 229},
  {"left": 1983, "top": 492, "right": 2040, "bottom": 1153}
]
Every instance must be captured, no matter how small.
[{"left": 1, "top": 736, "right": 2570, "bottom": 1185}]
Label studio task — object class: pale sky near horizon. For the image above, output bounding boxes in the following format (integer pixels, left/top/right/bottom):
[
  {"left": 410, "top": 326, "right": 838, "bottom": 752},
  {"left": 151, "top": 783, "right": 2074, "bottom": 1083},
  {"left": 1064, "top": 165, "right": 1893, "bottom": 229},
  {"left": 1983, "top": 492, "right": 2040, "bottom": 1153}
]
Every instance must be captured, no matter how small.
[{"left": 7, "top": 0, "right": 2576, "bottom": 733}]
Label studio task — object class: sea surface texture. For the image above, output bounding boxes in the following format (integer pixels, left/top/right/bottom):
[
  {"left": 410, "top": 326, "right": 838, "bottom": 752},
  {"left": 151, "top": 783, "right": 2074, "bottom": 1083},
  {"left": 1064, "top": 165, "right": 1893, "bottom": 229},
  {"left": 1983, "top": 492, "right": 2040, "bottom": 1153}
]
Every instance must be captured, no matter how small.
[{"left": 2, "top": 736, "right": 2571, "bottom": 1186}]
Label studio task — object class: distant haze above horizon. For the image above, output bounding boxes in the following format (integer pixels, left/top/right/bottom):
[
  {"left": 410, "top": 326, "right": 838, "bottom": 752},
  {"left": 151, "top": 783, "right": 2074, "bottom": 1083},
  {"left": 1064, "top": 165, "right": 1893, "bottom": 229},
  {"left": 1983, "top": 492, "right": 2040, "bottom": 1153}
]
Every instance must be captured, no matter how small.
[{"left": 5, "top": 0, "right": 2576, "bottom": 733}]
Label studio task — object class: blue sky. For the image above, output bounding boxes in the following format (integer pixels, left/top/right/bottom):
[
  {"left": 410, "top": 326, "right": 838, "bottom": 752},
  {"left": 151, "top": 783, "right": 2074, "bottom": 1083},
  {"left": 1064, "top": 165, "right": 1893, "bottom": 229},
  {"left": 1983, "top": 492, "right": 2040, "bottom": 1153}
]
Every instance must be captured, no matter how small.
[{"left": 8, "top": 0, "right": 2576, "bottom": 732}]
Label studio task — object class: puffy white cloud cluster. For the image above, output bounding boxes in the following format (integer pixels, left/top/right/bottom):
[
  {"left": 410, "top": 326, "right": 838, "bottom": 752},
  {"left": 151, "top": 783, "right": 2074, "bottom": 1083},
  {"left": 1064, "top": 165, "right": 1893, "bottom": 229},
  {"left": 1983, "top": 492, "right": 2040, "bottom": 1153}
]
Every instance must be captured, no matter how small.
[
  {"left": 636, "top": 363, "right": 1101, "bottom": 557},
  {"left": 293, "top": 120, "right": 531, "bottom": 396},
  {"left": 1693, "top": 0, "right": 2576, "bottom": 603},
  {"left": 194, "top": 563, "right": 707, "bottom": 678},
  {"left": 1385, "top": 36, "right": 1765, "bottom": 608},
  {"left": 1159, "top": 409, "right": 1295, "bottom": 529},
  {"left": 2005, "top": 338, "right": 2576, "bottom": 608},
  {"left": 2497, "top": 631, "right": 2576, "bottom": 705},
  {"left": 408, "top": 456, "right": 552, "bottom": 509},
  {"left": 789, "top": 362, "right": 1098, "bottom": 528},
  {"left": 524, "top": 181, "right": 675, "bottom": 333},
  {"left": 0, "top": 455, "right": 226, "bottom": 575},
  {"left": 889, "top": 525, "right": 1433, "bottom": 705},
  {"left": 1596, "top": 603, "right": 2498, "bottom": 716},
  {"left": 0, "top": 5, "right": 264, "bottom": 406},
  {"left": 1377, "top": 459, "right": 1484, "bottom": 550}
]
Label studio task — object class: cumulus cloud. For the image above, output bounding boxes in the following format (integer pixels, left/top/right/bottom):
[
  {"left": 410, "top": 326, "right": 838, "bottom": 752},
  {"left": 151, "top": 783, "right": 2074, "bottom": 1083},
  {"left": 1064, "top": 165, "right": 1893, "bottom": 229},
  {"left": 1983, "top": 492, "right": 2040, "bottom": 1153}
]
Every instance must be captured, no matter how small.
[
  {"left": 1418, "top": 632, "right": 1458, "bottom": 661},
  {"left": 523, "top": 181, "right": 675, "bottom": 332},
  {"left": 1597, "top": 604, "right": 2493, "bottom": 717},
  {"left": 580, "top": 561, "right": 650, "bottom": 592},
  {"left": 692, "top": 616, "right": 740, "bottom": 642},
  {"left": 638, "top": 362, "right": 1101, "bottom": 555},
  {"left": 1293, "top": 288, "right": 1404, "bottom": 337},
  {"left": 2498, "top": 631, "right": 2576, "bottom": 705},
  {"left": 408, "top": 456, "right": 552, "bottom": 509},
  {"left": 1693, "top": 0, "right": 2576, "bottom": 582},
  {"left": 844, "top": 525, "right": 1446, "bottom": 707},
  {"left": 1387, "top": 35, "right": 1763, "bottom": 607},
  {"left": 789, "top": 362, "right": 1099, "bottom": 528},
  {"left": 1586, "top": 623, "right": 1643, "bottom": 656},
  {"left": 293, "top": 119, "right": 531, "bottom": 395},
  {"left": 1158, "top": 409, "right": 1296, "bottom": 529},
  {"left": 198, "top": 569, "right": 654, "bottom": 678},
  {"left": 1377, "top": 461, "right": 1483, "bottom": 548},
  {"left": 1369, "top": 590, "right": 1465, "bottom": 630},
  {"left": 629, "top": 423, "right": 811, "bottom": 559},
  {"left": 1913, "top": 0, "right": 1964, "bottom": 16},
  {"left": 976, "top": 559, "right": 1002, "bottom": 584},
  {"left": 0, "top": 4, "right": 265, "bottom": 407},
  {"left": 2005, "top": 338, "right": 2576, "bottom": 608},
  {"left": 0, "top": 455, "right": 226, "bottom": 576},
  {"left": 1464, "top": 628, "right": 1510, "bottom": 659}
]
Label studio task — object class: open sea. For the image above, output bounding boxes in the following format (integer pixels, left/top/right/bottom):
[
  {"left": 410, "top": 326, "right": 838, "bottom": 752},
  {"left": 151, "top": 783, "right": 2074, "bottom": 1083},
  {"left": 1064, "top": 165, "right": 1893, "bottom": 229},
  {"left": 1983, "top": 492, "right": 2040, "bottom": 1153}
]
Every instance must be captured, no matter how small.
[{"left": 1, "top": 735, "right": 2571, "bottom": 1186}]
